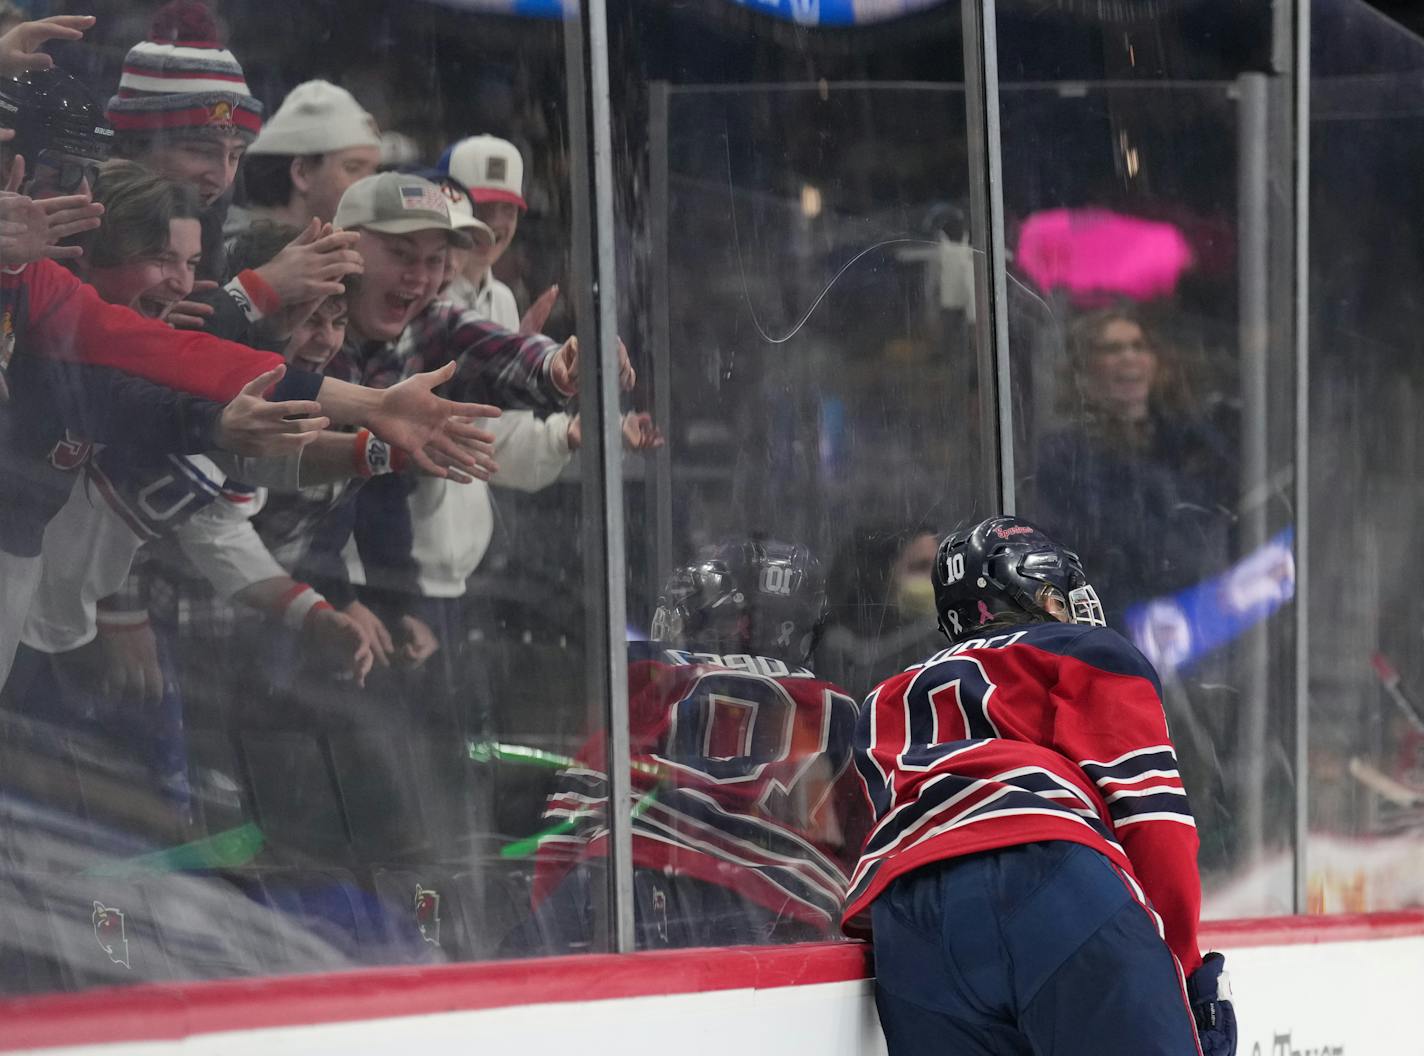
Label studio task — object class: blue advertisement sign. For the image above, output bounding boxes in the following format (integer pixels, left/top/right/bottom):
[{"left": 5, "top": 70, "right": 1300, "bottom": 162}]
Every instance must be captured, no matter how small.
[
  {"left": 725, "top": 0, "right": 931, "bottom": 26},
  {"left": 431, "top": 0, "right": 941, "bottom": 25}
]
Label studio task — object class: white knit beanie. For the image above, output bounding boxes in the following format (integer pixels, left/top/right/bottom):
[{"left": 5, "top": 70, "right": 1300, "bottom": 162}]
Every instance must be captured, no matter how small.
[{"left": 248, "top": 80, "right": 381, "bottom": 156}]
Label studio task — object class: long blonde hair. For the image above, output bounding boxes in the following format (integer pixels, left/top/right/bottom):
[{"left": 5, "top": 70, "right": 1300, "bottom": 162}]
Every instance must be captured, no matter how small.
[{"left": 1057, "top": 305, "right": 1192, "bottom": 421}]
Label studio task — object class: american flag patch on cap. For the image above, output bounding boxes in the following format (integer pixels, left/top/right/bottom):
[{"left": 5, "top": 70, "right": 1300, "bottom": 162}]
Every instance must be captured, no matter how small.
[{"left": 399, "top": 183, "right": 449, "bottom": 214}]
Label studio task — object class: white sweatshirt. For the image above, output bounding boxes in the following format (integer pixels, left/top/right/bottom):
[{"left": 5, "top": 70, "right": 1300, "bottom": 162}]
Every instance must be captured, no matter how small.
[
  {"left": 21, "top": 456, "right": 286, "bottom": 653},
  {"left": 349, "top": 273, "right": 574, "bottom": 598}
]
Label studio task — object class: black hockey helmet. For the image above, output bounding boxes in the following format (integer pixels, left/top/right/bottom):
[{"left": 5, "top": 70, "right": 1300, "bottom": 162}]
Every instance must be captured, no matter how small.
[
  {"left": 933, "top": 515, "right": 1105, "bottom": 643},
  {"left": 0, "top": 67, "right": 114, "bottom": 194},
  {"left": 651, "top": 538, "right": 827, "bottom": 663}
]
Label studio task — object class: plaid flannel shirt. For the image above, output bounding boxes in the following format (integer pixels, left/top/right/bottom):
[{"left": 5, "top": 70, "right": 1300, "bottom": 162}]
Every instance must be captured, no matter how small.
[
  {"left": 99, "top": 544, "right": 242, "bottom": 646},
  {"left": 306, "top": 304, "right": 572, "bottom": 613},
  {"left": 349, "top": 300, "right": 568, "bottom": 411}
]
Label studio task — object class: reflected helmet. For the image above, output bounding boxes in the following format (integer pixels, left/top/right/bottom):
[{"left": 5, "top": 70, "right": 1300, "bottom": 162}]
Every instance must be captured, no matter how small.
[
  {"left": 651, "top": 538, "right": 827, "bottom": 663},
  {"left": 0, "top": 67, "right": 114, "bottom": 172},
  {"left": 932, "top": 515, "right": 1105, "bottom": 643}
]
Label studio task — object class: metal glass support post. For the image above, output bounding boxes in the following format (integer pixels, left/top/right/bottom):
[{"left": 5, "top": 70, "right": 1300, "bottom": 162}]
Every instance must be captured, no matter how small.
[
  {"left": 647, "top": 82, "right": 675, "bottom": 606},
  {"left": 1236, "top": 72, "right": 1271, "bottom": 878},
  {"left": 1290, "top": 0, "right": 1312, "bottom": 915},
  {"left": 565, "top": 0, "right": 635, "bottom": 953},
  {"left": 961, "top": 0, "right": 1015, "bottom": 516}
]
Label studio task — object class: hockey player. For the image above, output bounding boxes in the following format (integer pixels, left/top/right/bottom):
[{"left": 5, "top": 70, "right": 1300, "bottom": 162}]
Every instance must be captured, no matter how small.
[
  {"left": 524, "top": 539, "right": 865, "bottom": 953},
  {"left": 845, "top": 515, "right": 1235, "bottom": 1056}
]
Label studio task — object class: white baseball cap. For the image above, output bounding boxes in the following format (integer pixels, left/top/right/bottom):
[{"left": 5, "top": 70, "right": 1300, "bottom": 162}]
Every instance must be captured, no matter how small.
[
  {"left": 334, "top": 172, "right": 472, "bottom": 248},
  {"left": 441, "top": 134, "right": 526, "bottom": 210},
  {"left": 438, "top": 180, "right": 496, "bottom": 247},
  {"left": 249, "top": 80, "right": 381, "bottom": 156}
]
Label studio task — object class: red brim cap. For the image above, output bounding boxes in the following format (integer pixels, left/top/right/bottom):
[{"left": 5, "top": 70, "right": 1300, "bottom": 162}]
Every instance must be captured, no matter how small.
[{"left": 470, "top": 187, "right": 527, "bottom": 211}]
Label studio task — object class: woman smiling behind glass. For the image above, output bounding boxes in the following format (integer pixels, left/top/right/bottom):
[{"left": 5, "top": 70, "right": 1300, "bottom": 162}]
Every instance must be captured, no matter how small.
[{"left": 1029, "top": 306, "right": 1235, "bottom": 621}]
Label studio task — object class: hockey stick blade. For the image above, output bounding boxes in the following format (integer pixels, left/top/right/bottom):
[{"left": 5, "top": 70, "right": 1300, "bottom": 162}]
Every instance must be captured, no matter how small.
[
  {"left": 1370, "top": 652, "right": 1424, "bottom": 736},
  {"left": 1349, "top": 756, "right": 1424, "bottom": 807}
]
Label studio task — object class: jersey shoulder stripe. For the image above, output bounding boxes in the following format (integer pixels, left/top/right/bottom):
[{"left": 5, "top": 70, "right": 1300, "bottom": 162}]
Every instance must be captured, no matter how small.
[
  {"left": 1013, "top": 622, "right": 1161, "bottom": 692},
  {"left": 1077, "top": 745, "right": 1193, "bottom": 826},
  {"left": 859, "top": 757, "right": 1122, "bottom": 864}
]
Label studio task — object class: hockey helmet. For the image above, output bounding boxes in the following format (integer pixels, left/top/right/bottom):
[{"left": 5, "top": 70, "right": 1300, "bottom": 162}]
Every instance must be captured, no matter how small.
[
  {"left": 651, "top": 538, "right": 827, "bottom": 663},
  {"left": 0, "top": 68, "right": 114, "bottom": 195},
  {"left": 932, "top": 515, "right": 1105, "bottom": 643}
]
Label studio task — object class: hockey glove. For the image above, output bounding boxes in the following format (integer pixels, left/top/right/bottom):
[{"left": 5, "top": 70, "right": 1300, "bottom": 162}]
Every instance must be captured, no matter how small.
[{"left": 1185, "top": 951, "right": 1237, "bottom": 1056}]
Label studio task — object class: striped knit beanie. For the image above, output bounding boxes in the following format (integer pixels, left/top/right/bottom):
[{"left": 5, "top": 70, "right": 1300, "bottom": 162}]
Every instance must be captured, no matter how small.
[{"left": 105, "top": 1, "right": 262, "bottom": 144}]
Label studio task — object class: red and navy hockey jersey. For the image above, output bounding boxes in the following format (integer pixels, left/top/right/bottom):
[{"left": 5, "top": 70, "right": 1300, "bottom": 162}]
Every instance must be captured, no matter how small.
[
  {"left": 843, "top": 621, "right": 1202, "bottom": 973},
  {"left": 535, "top": 645, "right": 866, "bottom": 931}
]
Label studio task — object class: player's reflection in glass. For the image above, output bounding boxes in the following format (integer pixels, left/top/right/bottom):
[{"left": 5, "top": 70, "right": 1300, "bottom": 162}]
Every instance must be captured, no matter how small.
[{"left": 511, "top": 539, "right": 867, "bottom": 952}]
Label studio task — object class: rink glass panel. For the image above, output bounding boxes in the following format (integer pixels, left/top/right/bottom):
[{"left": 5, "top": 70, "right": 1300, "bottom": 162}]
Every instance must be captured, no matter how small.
[
  {"left": 5, "top": 0, "right": 1422, "bottom": 1006},
  {"left": 1305, "top": 0, "right": 1424, "bottom": 915},
  {"left": 994, "top": 1, "right": 1301, "bottom": 917},
  {"left": 606, "top": 0, "right": 984, "bottom": 948},
  {"left": 0, "top": 1, "right": 613, "bottom": 993}
]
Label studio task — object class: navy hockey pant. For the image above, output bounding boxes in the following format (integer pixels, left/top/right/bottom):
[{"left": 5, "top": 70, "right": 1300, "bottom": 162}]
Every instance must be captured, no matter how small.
[{"left": 870, "top": 841, "right": 1201, "bottom": 1056}]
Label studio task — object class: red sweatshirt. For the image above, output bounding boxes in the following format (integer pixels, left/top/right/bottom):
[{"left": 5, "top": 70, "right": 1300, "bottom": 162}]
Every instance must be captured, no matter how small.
[{"left": 7, "top": 259, "right": 283, "bottom": 402}]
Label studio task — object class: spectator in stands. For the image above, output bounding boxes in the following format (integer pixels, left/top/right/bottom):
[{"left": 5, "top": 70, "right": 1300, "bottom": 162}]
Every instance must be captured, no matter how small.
[
  {"left": 234, "top": 80, "right": 382, "bottom": 234},
  {"left": 104, "top": 18, "right": 374, "bottom": 354},
  {"left": 427, "top": 145, "right": 657, "bottom": 610},
  {"left": 352, "top": 181, "right": 575, "bottom": 679},
  {"left": 1029, "top": 306, "right": 1234, "bottom": 621},
  {"left": 106, "top": 0, "right": 261, "bottom": 281},
  {"left": 342, "top": 178, "right": 659, "bottom": 795},
  {"left": 815, "top": 525, "right": 942, "bottom": 700},
  {"left": 1029, "top": 308, "right": 1248, "bottom": 883},
  {"left": 0, "top": 64, "right": 331, "bottom": 685},
  {"left": 439, "top": 135, "right": 555, "bottom": 332}
]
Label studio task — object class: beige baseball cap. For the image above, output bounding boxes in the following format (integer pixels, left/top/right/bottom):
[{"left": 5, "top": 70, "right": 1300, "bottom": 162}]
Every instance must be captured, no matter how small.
[
  {"left": 249, "top": 81, "right": 381, "bottom": 156},
  {"left": 438, "top": 179, "right": 496, "bottom": 247},
  {"left": 334, "top": 172, "right": 472, "bottom": 248},
  {"left": 441, "top": 134, "right": 526, "bottom": 210}
]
